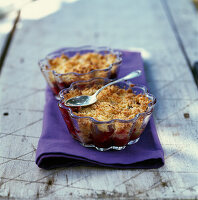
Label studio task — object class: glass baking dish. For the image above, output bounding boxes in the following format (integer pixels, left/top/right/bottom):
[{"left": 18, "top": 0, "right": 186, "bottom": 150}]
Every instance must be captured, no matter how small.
[
  {"left": 58, "top": 78, "right": 156, "bottom": 151},
  {"left": 39, "top": 46, "right": 122, "bottom": 96}
]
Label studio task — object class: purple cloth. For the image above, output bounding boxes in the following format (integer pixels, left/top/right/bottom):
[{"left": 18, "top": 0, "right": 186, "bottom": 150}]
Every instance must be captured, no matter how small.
[{"left": 36, "top": 51, "right": 164, "bottom": 169}]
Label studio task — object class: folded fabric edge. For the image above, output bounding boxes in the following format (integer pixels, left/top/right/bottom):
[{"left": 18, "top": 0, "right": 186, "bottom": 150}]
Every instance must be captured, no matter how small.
[{"left": 36, "top": 150, "right": 164, "bottom": 170}]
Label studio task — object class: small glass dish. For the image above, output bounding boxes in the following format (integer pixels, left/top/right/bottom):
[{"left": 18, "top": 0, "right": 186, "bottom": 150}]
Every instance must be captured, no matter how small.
[
  {"left": 58, "top": 78, "right": 156, "bottom": 151},
  {"left": 39, "top": 46, "right": 122, "bottom": 97}
]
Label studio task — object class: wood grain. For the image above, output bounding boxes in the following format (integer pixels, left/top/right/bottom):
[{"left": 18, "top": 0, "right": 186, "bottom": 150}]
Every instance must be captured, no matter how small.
[{"left": 0, "top": 0, "right": 198, "bottom": 199}]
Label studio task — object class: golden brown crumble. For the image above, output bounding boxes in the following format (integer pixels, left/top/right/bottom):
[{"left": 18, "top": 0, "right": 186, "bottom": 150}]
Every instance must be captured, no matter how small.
[
  {"left": 64, "top": 84, "right": 151, "bottom": 121},
  {"left": 49, "top": 53, "right": 117, "bottom": 74}
]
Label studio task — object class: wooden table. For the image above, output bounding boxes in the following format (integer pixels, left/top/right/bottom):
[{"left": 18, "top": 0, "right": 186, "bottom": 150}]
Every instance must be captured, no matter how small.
[{"left": 0, "top": 0, "right": 198, "bottom": 199}]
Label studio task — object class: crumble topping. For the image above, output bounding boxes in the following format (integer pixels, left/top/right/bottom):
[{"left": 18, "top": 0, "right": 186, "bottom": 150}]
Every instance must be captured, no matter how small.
[
  {"left": 49, "top": 53, "right": 117, "bottom": 74},
  {"left": 64, "top": 84, "right": 151, "bottom": 121}
]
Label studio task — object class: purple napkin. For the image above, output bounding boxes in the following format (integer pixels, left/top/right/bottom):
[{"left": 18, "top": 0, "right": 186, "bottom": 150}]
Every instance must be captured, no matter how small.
[{"left": 36, "top": 51, "right": 164, "bottom": 169}]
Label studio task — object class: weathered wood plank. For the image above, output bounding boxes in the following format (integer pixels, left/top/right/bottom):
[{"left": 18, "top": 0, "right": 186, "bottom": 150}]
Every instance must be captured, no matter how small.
[
  {"left": 166, "top": 0, "right": 198, "bottom": 67},
  {"left": 0, "top": 166, "right": 198, "bottom": 199},
  {"left": 0, "top": 0, "right": 198, "bottom": 199}
]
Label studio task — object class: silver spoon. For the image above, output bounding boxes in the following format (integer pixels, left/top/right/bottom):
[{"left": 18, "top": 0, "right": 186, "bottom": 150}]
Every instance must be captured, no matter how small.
[{"left": 65, "top": 70, "right": 141, "bottom": 107}]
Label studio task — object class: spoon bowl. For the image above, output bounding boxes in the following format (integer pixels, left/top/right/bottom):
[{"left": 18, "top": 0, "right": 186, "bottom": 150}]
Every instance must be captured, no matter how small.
[
  {"left": 65, "top": 70, "right": 141, "bottom": 107},
  {"left": 66, "top": 95, "right": 97, "bottom": 106}
]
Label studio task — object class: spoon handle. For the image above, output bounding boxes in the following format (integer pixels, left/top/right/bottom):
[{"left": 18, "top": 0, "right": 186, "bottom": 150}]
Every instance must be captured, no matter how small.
[{"left": 94, "top": 70, "right": 141, "bottom": 97}]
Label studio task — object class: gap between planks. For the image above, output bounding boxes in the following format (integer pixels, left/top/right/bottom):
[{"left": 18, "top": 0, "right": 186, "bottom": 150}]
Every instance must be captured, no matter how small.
[
  {"left": 0, "top": 11, "right": 21, "bottom": 74},
  {"left": 161, "top": 0, "right": 198, "bottom": 87}
]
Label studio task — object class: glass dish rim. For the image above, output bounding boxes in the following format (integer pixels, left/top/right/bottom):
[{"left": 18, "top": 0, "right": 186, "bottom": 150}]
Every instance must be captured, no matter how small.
[
  {"left": 38, "top": 45, "right": 122, "bottom": 77},
  {"left": 58, "top": 77, "right": 157, "bottom": 124}
]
